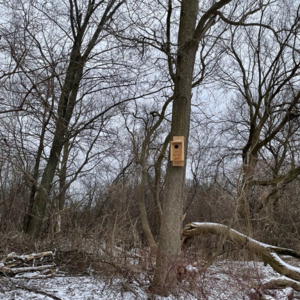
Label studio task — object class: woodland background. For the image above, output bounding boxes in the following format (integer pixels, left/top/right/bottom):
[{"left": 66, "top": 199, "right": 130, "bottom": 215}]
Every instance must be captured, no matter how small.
[{"left": 0, "top": 0, "right": 300, "bottom": 295}]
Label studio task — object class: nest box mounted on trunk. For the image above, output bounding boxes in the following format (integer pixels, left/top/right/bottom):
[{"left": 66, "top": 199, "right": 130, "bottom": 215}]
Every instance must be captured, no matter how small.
[{"left": 170, "top": 136, "right": 184, "bottom": 166}]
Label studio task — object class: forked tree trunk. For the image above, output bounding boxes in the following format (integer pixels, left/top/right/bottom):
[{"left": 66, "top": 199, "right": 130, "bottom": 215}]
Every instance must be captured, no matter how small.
[
  {"left": 26, "top": 61, "right": 83, "bottom": 238},
  {"left": 25, "top": 0, "right": 125, "bottom": 239}
]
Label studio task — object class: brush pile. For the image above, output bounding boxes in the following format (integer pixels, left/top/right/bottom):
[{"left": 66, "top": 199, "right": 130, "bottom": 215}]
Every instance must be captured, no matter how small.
[{"left": 0, "top": 251, "right": 56, "bottom": 277}]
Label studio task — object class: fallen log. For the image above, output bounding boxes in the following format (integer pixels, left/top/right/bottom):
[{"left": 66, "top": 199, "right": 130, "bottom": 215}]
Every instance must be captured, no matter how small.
[
  {"left": 0, "top": 251, "right": 55, "bottom": 276},
  {"left": 261, "top": 277, "right": 300, "bottom": 292},
  {"left": 0, "top": 264, "right": 55, "bottom": 275},
  {"left": 182, "top": 222, "right": 300, "bottom": 282}
]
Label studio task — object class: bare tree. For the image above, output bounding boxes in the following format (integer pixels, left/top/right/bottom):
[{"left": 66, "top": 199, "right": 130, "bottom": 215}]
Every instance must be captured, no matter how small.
[
  {"left": 0, "top": 0, "right": 128, "bottom": 238},
  {"left": 149, "top": 0, "right": 252, "bottom": 295},
  {"left": 215, "top": 1, "right": 300, "bottom": 234}
]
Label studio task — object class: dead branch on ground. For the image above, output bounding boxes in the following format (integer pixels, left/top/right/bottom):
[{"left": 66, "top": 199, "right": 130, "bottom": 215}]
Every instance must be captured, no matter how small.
[
  {"left": 182, "top": 222, "right": 300, "bottom": 293},
  {"left": 0, "top": 251, "right": 55, "bottom": 277}
]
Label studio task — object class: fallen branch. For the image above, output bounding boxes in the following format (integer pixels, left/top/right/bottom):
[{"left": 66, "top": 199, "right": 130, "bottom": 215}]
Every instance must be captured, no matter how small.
[
  {"left": 182, "top": 222, "right": 300, "bottom": 282},
  {"left": 254, "top": 278, "right": 296, "bottom": 300},
  {"left": 0, "top": 265, "right": 55, "bottom": 275},
  {"left": 261, "top": 277, "right": 300, "bottom": 292},
  {"left": 14, "top": 283, "right": 62, "bottom": 300},
  {"left": 0, "top": 251, "right": 55, "bottom": 276}
]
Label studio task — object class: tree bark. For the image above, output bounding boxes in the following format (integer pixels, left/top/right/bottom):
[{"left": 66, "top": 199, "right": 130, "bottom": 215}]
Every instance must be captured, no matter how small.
[
  {"left": 150, "top": 0, "right": 234, "bottom": 295},
  {"left": 23, "top": 105, "right": 50, "bottom": 232},
  {"left": 150, "top": 0, "right": 199, "bottom": 295},
  {"left": 55, "top": 139, "right": 69, "bottom": 235},
  {"left": 137, "top": 97, "right": 173, "bottom": 250},
  {"left": 26, "top": 54, "right": 83, "bottom": 238},
  {"left": 139, "top": 151, "right": 157, "bottom": 251}
]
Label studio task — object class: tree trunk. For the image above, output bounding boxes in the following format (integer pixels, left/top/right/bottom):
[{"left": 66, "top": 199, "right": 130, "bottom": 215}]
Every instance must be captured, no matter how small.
[
  {"left": 153, "top": 135, "right": 170, "bottom": 228},
  {"left": 138, "top": 151, "right": 157, "bottom": 251},
  {"left": 23, "top": 106, "right": 50, "bottom": 232},
  {"left": 55, "top": 139, "right": 69, "bottom": 235},
  {"left": 150, "top": 0, "right": 199, "bottom": 295},
  {"left": 239, "top": 131, "right": 260, "bottom": 236},
  {"left": 137, "top": 97, "right": 173, "bottom": 250},
  {"left": 150, "top": 0, "right": 235, "bottom": 295},
  {"left": 26, "top": 58, "right": 83, "bottom": 238},
  {"left": 25, "top": 0, "right": 125, "bottom": 239}
]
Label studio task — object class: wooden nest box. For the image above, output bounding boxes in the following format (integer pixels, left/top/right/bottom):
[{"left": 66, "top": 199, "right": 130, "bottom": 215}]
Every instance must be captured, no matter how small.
[{"left": 170, "top": 136, "right": 184, "bottom": 166}]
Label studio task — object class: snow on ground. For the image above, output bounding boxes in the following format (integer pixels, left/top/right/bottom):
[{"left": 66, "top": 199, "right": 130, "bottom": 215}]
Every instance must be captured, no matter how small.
[
  {"left": 0, "top": 275, "right": 149, "bottom": 300},
  {"left": 1, "top": 260, "right": 300, "bottom": 299}
]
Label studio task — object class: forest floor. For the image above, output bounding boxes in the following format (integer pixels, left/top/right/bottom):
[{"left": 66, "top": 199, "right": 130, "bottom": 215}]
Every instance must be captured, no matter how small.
[{"left": 1, "top": 255, "right": 299, "bottom": 300}]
